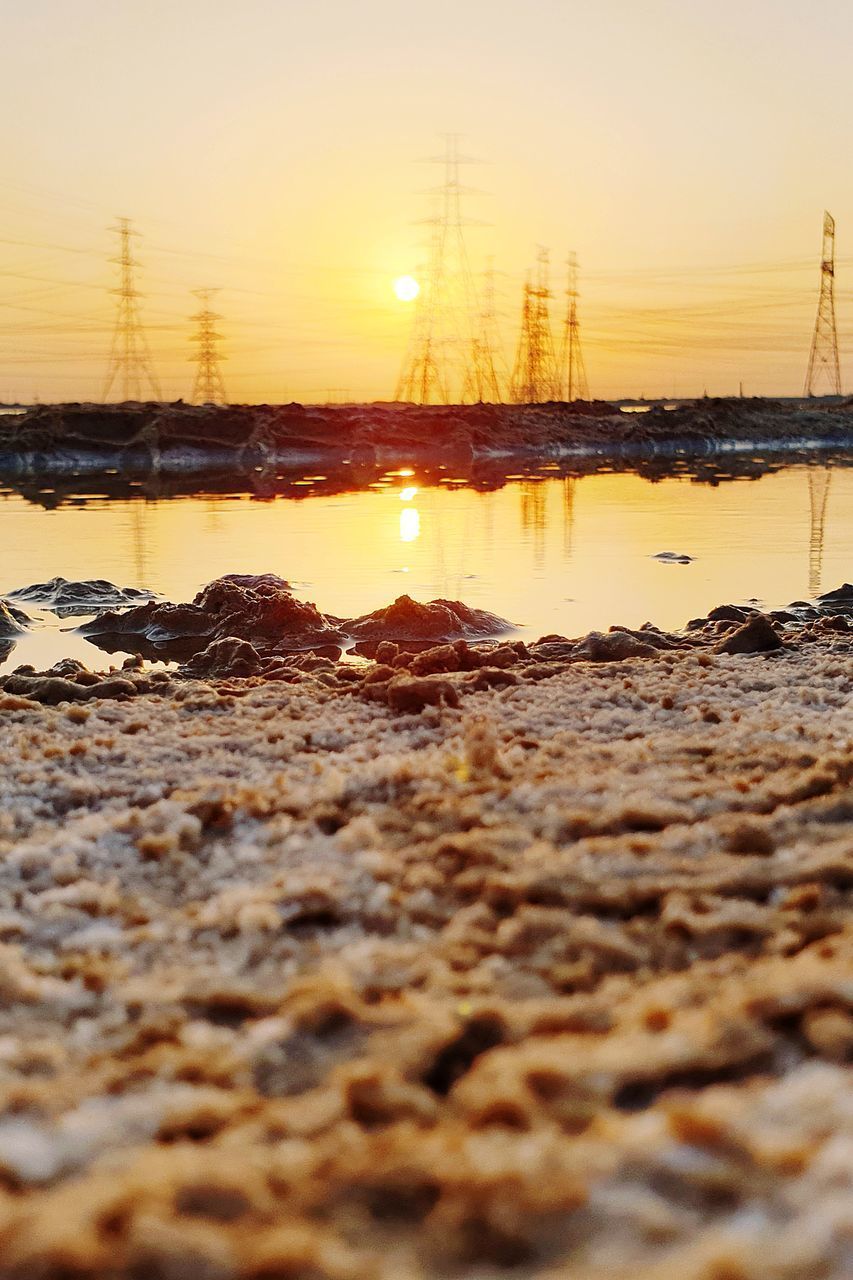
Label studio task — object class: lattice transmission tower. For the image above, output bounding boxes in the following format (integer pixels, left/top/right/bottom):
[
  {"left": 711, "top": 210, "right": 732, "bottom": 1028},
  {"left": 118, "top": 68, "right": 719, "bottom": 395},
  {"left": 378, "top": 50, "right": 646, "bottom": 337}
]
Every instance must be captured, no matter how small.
[
  {"left": 395, "top": 135, "right": 482, "bottom": 403},
  {"left": 102, "top": 218, "right": 162, "bottom": 402},
  {"left": 462, "top": 258, "right": 504, "bottom": 402},
  {"left": 558, "top": 252, "right": 589, "bottom": 401},
  {"left": 510, "top": 248, "right": 560, "bottom": 403},
  {"left": 805, "top": 211, "right": 842, "bottom": 397},
  {"left": 190, "top": 289, "right": 228, "bottom": 405}
]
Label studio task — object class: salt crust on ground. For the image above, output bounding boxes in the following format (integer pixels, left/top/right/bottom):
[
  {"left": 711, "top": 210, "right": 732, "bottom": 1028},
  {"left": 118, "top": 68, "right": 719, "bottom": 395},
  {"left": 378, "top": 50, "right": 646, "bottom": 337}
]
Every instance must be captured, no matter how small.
[{"left": 0, "top": 643, "right": 851, "bottom": 1278}]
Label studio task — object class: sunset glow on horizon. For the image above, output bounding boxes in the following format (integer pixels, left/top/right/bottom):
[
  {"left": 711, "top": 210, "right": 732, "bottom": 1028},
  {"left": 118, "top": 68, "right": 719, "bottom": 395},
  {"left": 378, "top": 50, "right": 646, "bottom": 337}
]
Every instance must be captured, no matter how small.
[{"left": 4, "top": 0, "right": 853, "bottom": 404}]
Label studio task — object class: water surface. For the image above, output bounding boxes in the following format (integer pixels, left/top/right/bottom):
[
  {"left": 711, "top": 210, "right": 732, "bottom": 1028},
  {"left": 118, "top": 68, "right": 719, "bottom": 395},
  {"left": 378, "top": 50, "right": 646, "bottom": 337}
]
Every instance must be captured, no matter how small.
[{"left": 1, "top": 458, "right": 850, "bottom": 672}]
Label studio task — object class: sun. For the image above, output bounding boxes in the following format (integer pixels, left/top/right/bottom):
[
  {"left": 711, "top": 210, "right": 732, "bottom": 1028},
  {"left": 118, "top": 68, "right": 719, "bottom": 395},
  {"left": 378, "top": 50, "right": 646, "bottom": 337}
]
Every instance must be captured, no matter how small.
[{"left": 393, "top": 275, "right": 420, "bottom": 302}]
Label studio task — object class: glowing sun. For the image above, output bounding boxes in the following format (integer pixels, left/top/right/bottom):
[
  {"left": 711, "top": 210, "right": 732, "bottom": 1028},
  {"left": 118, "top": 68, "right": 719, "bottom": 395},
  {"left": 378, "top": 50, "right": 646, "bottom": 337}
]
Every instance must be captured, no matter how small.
[{"left": 393, "top": 275, "right": 420, "bottom": 302}]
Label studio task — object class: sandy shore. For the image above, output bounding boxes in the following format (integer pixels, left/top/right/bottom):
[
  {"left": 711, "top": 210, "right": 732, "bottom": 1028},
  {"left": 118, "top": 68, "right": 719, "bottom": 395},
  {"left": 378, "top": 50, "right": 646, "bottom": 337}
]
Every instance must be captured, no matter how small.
[{"left": 0, "top": 612, "right": 851, "bottom": 1276}]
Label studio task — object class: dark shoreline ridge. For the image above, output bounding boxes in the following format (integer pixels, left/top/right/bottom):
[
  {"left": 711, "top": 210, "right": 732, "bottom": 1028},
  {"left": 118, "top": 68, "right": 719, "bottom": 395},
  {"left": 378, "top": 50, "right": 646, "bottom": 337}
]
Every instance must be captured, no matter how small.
[
  {"left": 6, "top": 446, "right": 852, "bottom": 514},
  {"left": 3, "top": 396, "right": 853, "bottom": 475}
]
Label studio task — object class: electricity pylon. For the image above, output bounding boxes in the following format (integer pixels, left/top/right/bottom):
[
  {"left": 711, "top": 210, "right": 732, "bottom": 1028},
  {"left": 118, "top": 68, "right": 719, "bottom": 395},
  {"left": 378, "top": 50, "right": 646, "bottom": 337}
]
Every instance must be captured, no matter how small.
[
  {"left": 190, "top": 289, "right": 228, "bottom": 405},
  {"left": 462, "top": 258, "right": 504, "bottom": 402},
  {"left": 510, "top": 248, "right": 560, "bottom": 403},
  {"left": 558, "top": 252, "right": 589, "bottom": 401},
  {"left": 102, "top": 217, "right": 162, "bottom": 402},
  {"left": 805, "top": 211, "right": 842, "bottom": 397},
  {"left": 395, "top": 134, "right": 482, "bottom": 404}
]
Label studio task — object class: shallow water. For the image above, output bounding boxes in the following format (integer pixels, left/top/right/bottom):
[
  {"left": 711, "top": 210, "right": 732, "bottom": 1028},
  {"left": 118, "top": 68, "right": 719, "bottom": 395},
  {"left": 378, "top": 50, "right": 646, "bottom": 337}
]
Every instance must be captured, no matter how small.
[{"left": 1, "top": 457, "right": 851, "bottom": 672}]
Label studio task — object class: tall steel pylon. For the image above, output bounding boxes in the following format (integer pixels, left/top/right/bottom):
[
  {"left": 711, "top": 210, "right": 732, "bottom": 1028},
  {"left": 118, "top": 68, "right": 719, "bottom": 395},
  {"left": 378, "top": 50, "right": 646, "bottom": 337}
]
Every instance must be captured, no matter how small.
[
  {"left": 189, "top": 289, "right": 228, "bottom": 405},
  {"left": 510, "top": 248, "right": 560, "bottom": 403},
  {"left": 102, "top": 217, "right": 162, "bottom": 402},
  {"left": 395, "top": 135, "right": 482, "bottom": 404},
  {"left": 805, "top": 211, "right": 842, "bottom": 397},
  {"left": 462, "top": 258, "right": 504, "bottom": 402},
  {"left": 558, "top": 252, "right": 589, "bottom": 401}
]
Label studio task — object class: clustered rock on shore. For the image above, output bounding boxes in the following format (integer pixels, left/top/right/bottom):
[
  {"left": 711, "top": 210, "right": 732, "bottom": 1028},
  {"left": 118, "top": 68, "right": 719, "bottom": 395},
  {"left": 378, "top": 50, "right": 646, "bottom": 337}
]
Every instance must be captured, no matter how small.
[
  {"left": 0, "top": 576, "right": 851, "bottom": 1277},
  {"left": 3, "top": 575, "right": 853, "bottom": 705}
]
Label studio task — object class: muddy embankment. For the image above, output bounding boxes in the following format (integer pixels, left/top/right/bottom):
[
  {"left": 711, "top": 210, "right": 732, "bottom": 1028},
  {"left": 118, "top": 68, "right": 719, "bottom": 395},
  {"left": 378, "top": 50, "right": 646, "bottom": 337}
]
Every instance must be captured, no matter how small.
[{"left": 2, "top": 397, "right": 853, "bottom": 481}]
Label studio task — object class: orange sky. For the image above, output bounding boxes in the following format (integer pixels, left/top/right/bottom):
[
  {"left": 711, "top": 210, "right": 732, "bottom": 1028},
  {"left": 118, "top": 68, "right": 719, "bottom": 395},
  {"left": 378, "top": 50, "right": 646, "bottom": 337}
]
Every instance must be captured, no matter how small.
[{"left": 3, "top": 0, "right": 853, "bottom": 403}]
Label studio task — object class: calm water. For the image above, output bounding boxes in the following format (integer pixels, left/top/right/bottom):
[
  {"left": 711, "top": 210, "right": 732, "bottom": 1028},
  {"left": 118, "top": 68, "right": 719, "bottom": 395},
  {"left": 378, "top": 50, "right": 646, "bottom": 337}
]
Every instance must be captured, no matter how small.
[{"left": 1, "top": 459, "right": 850, "bottom": 672}]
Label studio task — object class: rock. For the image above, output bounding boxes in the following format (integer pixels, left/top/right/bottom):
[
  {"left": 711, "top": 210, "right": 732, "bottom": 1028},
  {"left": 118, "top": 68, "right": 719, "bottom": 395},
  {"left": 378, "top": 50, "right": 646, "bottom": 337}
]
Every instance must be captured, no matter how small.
[
  {"left": 78, "top": 600, "right": 215, "bottom": 659},
  {"left": 572, "top": 631, "right": 662, "bottom": 662},
  {"left": 362, "top": 664, "right": 396, "bottom": 685},
  {"left": 817, "top": 583, "right": 853, "bottom": 604},
  {"left": 715, "top": 614, "right": 783, "bottom": 655},
  {"left": 408, "top": 641, "right": 488, "bottom": 676},
  {"left": 468, "top": 667, "right": 519, "bottom": 690},
  {"left": 0, "top": 658, "right": 171, "bottom": 704},
  {"left": 386, "top": 675, "right": 460, "bottom": 713},
  {"left": 769, "top": 610, "right": 801, "bottom": 624},
  {"left": 212, "top": 572, "right": 291, "bottom": 594},
  {"left": 686, "top": 603, "right": 758, "bottom": 631},
  {"left": 45, "top": 658, "right": 90, "bottom": 678},
  {"left": 609, "top": 625, "right": 685, "bottom": 651},
  {"left": 78, "top": 579, "right": 510, "bottom": 663},
  {"left": 181, "top": 637, "right": 264, "bottom": 678},
  {"left": 0, "top": 600, "right": 28, "bottom": 639},
  {"left": 0, "top": 673, "right": 139, "bottom": 705},
  {"left": 409, "top": 643, "right": 464, "bottom": 676},
  {"left": 348, "top": 595, "right": 512, "bottom": 643},
  {"left": 707, "top": 605, "right": 755, "bottom": 623},
  {"left": 652, "top": 551, "right": 694, "bottom": 564},
  {"left": 528, "top": 638, "right": 577, "bottom": 663},
  {"left": 79, "top": 575, "right": 342, "bottom": 659},
  {"left": 192, "top": 576, "right": 338, "bottom": 647},
  {"left": 814, "top": 583, "right": 853, "bottom": 617},
  {"left": 6, "top": 577, "right": 158, "bottom": 618}
]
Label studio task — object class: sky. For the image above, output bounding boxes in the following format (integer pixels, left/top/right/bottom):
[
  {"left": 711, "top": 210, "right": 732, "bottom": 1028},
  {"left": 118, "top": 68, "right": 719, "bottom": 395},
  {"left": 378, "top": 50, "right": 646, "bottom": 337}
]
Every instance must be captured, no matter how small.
[{"left": 3, "top": 0, "right": 853, "bottom": 403}]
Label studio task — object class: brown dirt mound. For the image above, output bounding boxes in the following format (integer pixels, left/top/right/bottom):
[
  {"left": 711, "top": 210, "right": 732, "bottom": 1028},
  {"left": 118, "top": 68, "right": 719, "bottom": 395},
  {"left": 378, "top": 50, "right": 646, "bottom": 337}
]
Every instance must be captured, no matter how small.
[{"left": 78, "top": 577, "right": 513, "bottom": 663}]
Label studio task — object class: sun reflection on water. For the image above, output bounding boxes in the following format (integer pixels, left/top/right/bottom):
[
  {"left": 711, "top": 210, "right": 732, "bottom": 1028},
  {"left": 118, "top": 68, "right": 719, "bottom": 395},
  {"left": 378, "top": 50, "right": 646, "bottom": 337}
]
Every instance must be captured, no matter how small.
[{"left": 400, "top": 507, "right": 420, "bottom": 542}]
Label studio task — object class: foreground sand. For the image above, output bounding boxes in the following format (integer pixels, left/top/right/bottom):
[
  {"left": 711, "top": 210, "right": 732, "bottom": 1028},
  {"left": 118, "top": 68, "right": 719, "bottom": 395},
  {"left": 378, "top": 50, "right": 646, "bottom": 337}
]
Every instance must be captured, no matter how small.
[{"left": 0, "top": 637, "right": 851, "bottom": 1278}]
